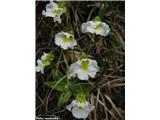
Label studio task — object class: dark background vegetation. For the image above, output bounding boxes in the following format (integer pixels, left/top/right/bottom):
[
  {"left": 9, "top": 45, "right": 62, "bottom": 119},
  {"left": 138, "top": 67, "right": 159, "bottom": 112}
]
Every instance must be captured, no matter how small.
[{"left": 36, "top": 1, "right": 125, "bottom": 120}]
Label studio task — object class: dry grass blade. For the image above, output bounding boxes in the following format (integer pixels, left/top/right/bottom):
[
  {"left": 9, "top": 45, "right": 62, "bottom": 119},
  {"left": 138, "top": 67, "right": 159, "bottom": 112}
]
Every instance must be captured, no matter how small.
[
  {"left": 99, "top": 92, "right": 108, "bottom": 120},
  {"left": 97, "top": 98, "right": 119, "bottom": 120},
  {"left": 104, "top": 94, "right": 124, "bottom": 120},
  {"left": 100, "top": 77, "right": 124, "bottom": 88},
  {"left": 111, "top": 83, "right": 125, "bottom": 88}
]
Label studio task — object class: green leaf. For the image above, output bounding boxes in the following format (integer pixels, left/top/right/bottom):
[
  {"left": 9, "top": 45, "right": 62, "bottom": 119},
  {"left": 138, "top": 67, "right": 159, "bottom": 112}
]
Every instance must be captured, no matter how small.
[
  {"left": 57, "top": 91, "right": 72, "bottom": 107},
  {"left": 45, "top": 81, "right": 57, "bottom": 88},
  {"left": 45, "top": 76, "right": 68, "bottom": 92},
  {"left": 98, "top": 2, "right": 108, "bottom": 20},
  {"left": 52, "top": 70, "right": 64, "bottom": 81}
]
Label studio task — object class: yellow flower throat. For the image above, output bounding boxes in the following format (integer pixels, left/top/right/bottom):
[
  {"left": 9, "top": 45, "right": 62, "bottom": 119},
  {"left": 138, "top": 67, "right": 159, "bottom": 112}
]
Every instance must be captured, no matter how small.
[
  {"left": 94, "top": 24, "right": 103, "bottom": 30},
  {"left": 63, "top": 37, "right": 72, "bottom": 43},
  {"left": 78, "top": 106, "right": 84, "bottom": 111},
  {"left": 81, "top": 61, "right": 89, "bottom": 71}
]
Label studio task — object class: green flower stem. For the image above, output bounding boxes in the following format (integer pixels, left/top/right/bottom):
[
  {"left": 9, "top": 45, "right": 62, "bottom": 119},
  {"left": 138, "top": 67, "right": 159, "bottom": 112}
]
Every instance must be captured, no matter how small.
[{"left": 76, "top": 87, "right": 86, "bottom": 103}]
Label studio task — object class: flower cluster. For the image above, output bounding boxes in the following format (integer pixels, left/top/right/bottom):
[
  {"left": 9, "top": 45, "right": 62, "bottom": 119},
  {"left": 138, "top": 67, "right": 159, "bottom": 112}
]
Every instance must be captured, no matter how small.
[{"left": 37, "top": 1, "right": 111, "bottom": 119}]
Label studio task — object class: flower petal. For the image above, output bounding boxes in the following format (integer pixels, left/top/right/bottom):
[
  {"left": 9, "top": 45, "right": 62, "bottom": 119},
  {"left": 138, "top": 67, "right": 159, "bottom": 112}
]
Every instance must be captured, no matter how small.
[
  {"left": 54, "top": 15, "right": 62, "bottom": 23},
  {"left": 37, "top": 59, "right": 41, "bottom": 64},
  {"left": 72, "top": 106, "right": 88, "bottom": 119},
  {"left": 68, "top": 39, "right": 77, "bottom": 49},
  {"left": 87, "top": 71, "right": 96, "bottom": 78},
  {"left": 82, "top": 21, "right": 95, "bottom": 34},
  {"left": 88, "top": 104, "right": 95, "bottom": 111},
  {"left": 35, "top": 65, "right": 41, "bottom": 72},
  {"left": 69, "top": 62, "right": 80, "bottom": 77},
  {"left": 46, "top": 1, "right": 58, "bottom": 10},
  {"left": 77, "top": 70, "right": 89, "bottom": 80},
  {"left": 36, "top": 65, "right": 44, "bottom": 74},
  {"left": 66, "top": 100, "right": 76, "bottom": 111},
  {"left": 82, "top": 21, "right": 92, "bottom": 33},
  {"left": 55, "top": 33, "right": 64, "bottom": 46},
  {"left": 96, "top": 22, "right": 110, "bottom": 36},
  {"left": 66, "top": 104, "right": 72, "bottom": 111},
  {"left": 85, "top": 103, "right": 95, "bottom": 113},
  {"left": 89, "top": 59, "right": 100, "bottom": 71}
]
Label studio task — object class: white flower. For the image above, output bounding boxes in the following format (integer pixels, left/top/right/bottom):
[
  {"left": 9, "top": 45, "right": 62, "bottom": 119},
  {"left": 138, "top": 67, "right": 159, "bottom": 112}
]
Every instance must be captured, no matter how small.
[
  {"left": 36, "top": 59, "right": 45, "bottom": 74},
  {"left": 36, "top": 52, "right": 48, "bottom": 74},
  {"left": 66, "top": 100, "right": 95, "bottom": 119},
  {"left": 55, "top": 31, "right": 77, "bottom": 50},
  {"left": 42, "top": 1, "right": 65, "bottom": 23},
  {"left": 82, "top": 21, "right": 110, "bottom": 36},
  {"left": 69, "top": 58, "right": 100, "bottom": 80},
  {"left": 36, "top": 52, "right": 53, "bottom": 74}
]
